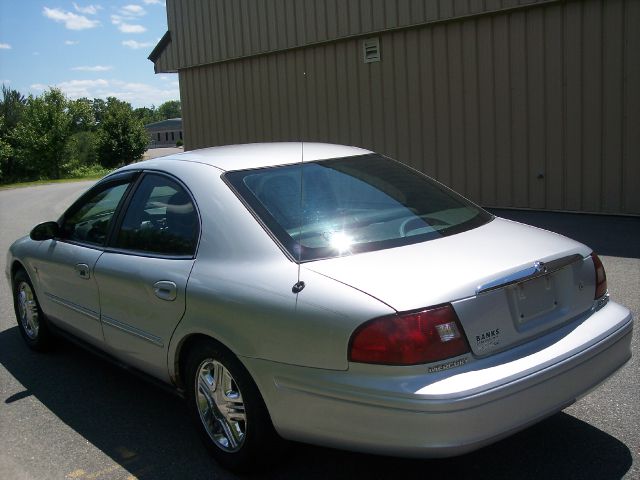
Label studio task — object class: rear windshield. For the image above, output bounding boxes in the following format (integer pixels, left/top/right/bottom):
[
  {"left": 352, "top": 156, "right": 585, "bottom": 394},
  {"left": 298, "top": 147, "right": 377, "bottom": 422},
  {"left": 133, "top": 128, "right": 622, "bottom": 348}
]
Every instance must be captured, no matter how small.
[{"left": 225, "top": 154, "right": 493, "bottom": 262}]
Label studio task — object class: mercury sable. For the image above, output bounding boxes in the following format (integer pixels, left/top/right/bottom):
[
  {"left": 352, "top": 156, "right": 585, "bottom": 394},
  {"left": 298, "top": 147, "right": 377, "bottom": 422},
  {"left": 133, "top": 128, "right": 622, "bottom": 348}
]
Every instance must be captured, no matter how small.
[{"left": 6, "top": 143, "right": 633, "bottom": 471}]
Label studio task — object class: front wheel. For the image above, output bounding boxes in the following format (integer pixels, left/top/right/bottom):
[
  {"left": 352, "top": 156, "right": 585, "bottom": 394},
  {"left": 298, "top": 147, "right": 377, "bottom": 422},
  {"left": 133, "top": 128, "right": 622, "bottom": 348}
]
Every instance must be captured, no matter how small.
[
  {"left": 13, "top": 268, "right": 52, "bottom": 351},
  {"left": 185, "top": 339, "right": 281, "bottom": 472}
]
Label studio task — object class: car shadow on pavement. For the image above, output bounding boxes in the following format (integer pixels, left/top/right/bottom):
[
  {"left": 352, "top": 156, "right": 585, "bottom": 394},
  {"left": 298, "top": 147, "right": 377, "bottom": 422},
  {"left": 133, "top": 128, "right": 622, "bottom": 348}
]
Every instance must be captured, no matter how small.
[
  {"left": 488, "top": 209, "right": 640, "bottom": 259},
  {"left": 0, "top": 326, "right": 632, "bottom": 480}
]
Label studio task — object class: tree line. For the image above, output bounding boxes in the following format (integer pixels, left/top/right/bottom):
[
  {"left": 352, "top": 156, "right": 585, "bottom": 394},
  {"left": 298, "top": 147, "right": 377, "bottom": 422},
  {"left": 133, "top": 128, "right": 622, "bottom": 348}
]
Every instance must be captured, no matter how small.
[{"left": 0, "top": 85, "right": 181, "bottom": 184}]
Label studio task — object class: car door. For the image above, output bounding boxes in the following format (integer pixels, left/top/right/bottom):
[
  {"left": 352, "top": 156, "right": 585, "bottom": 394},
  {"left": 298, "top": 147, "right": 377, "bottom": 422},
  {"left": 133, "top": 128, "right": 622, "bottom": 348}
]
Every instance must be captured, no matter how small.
[
  {"left": 34, "top": 172, "right": 137, "bottom": 346},
  {"left": 94, "top": 172, "right": 199, "bottom": 380}
]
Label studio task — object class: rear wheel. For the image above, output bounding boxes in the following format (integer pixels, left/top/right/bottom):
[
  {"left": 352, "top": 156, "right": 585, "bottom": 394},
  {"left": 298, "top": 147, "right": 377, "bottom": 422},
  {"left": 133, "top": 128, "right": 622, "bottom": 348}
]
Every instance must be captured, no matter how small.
[
  {"left": 185, "top": 339, "right": 281, "bottom": 472},
  {"left": 13, "top": 269, "right": 52, "bottom": 351}
]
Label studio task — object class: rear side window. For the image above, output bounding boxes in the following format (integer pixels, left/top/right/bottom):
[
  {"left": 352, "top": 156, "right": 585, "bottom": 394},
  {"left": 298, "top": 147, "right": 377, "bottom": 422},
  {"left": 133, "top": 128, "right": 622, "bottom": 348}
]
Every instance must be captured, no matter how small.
[
  {"left": 225, "top": 154, "right": 492, "bottom": 261},
  {"left": 113, "top": 173, "right": 198, "bottom": 256}
]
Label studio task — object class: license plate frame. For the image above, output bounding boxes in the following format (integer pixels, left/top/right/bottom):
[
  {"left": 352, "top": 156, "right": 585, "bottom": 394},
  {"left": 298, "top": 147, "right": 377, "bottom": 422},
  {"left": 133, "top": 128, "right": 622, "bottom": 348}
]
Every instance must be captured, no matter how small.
[{"left": 511, "top": 273, "right": 558, "bottom": 325}]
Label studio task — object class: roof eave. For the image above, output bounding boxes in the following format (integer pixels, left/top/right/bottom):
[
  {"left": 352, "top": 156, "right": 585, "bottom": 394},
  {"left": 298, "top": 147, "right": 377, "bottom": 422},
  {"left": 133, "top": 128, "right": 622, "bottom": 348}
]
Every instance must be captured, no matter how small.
[{"left": 148, "top": 30, "right": 170, "bottom": 62}]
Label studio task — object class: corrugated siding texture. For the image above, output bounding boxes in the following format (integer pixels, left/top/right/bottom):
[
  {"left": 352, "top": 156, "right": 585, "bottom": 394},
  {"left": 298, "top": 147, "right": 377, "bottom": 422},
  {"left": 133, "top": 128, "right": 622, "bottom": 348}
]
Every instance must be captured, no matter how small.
[
  {"left": 179, "top": 0, "right": 640, "bottom": 215},
  {"left": 161, "top": 0, "right": 554, "bottom": 71}
]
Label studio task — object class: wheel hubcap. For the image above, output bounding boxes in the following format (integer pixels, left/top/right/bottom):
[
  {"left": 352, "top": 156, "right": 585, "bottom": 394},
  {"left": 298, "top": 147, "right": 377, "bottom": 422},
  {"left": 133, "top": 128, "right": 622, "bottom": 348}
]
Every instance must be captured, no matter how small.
[
  {"left": 195, "top": 359, "right": 246, "bottom": 452},
  {"left": 17, "top": 282, "right": 39, "bottom": 340}
]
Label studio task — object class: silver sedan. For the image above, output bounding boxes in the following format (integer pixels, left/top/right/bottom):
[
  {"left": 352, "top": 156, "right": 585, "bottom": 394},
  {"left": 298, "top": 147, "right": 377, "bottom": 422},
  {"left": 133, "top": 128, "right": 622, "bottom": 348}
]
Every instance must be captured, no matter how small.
[{"left": 6, "top": 143, "right": 633, "bottom": 472}]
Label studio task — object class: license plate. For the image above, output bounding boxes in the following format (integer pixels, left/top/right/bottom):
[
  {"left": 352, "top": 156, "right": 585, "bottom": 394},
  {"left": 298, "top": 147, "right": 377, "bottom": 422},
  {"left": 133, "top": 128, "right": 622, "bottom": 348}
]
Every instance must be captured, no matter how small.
[{"left": 511, "top": 273, "right": 558, "bottom": 324}]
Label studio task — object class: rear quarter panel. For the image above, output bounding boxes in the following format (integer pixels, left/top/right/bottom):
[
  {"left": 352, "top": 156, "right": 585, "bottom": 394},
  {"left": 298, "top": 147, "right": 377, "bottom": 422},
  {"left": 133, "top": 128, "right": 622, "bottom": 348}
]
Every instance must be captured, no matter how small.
[{"left": 162, "top": 161, "right": 394, "bottom": 375}]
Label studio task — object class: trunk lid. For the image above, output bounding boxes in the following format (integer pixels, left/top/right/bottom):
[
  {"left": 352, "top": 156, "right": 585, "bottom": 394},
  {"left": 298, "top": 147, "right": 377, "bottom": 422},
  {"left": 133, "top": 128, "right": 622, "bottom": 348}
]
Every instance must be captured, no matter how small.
[{"left": 304, "top": 217, "right": 597, "bottom": 356}]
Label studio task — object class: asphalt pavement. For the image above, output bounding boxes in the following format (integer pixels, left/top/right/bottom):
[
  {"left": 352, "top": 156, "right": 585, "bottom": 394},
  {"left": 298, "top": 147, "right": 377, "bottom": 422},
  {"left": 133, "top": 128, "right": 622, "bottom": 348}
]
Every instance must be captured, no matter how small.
[{"left": 0, "top": 182, "right": 638, "bottom": 480}]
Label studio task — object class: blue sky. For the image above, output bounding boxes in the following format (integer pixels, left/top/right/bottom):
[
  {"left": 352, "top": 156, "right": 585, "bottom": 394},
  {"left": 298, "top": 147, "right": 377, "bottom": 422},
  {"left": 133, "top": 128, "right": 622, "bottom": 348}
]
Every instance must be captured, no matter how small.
[{"left": 0, "top": 0, "right": 178, "bottom": 108}]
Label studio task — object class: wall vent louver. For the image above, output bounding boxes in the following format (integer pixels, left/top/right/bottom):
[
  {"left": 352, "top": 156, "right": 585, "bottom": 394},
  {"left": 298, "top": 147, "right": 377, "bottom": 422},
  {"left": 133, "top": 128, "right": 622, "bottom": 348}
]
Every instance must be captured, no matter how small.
[{"left": 363, "top": 38, "right": 380, "bottom": 63}]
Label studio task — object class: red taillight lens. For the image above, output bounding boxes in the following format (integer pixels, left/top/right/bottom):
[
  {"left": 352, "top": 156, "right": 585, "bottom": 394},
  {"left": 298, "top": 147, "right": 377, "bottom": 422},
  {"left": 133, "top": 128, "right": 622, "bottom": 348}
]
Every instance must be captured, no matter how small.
[
  {"left": 591, "top": 253, "right": 607, "bottom": 299},
  {"left": 349, "top": 304, "right": 470, "bottom": 365}
]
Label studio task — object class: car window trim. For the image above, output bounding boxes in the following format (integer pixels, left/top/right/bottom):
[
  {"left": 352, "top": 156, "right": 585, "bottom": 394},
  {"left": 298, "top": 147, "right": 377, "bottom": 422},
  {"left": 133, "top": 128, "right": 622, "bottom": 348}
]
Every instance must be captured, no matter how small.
[
  {"left": 102, "top": 246, "right": 197, "bottom": 260},
  {"left": 105, "top": 169, "right": 202, "bottom": 260},
  {"left": 55, "top": 170, "right": 142, "bottom": 250},
  {"left": 104, "top": 171, "right": 145, "bottom": 247}
]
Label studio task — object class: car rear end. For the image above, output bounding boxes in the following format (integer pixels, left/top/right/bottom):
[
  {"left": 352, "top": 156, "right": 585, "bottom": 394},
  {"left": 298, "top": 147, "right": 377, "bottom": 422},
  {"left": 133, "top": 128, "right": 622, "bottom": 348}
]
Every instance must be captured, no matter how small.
[
  {"left": 246, "top": 257, "right": 632, "bottom": 457},
  {"left": 226, "top": 150, "right": 633, "bottom": 456}
]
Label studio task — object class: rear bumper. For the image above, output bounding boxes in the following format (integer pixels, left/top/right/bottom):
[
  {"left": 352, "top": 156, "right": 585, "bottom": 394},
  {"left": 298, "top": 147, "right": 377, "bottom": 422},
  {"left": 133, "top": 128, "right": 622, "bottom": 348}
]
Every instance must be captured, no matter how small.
[{"left": 243, "top": 301, "right": 633, "bottom": 457}]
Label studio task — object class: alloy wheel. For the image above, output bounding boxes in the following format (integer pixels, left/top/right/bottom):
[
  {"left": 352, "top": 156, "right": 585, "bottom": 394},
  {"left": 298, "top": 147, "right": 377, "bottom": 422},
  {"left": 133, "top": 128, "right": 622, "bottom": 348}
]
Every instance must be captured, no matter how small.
[
  {"left": 195, "top": 359, "right": 247, "bottom": 452},
  {"left": 17, "top": 281, "right": 39, "bottom": 340}
]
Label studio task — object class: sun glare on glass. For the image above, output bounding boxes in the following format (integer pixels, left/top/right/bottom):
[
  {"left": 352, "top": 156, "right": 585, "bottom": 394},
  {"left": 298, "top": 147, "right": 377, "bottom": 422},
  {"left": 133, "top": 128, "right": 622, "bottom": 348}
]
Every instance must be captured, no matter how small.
[{"left": 329, "top": 231, "right": 353, "bottom": 252}]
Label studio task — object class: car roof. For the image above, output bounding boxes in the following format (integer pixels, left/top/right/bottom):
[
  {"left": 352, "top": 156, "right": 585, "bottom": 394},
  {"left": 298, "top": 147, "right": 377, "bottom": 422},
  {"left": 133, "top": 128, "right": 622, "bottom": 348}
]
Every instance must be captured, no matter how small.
[{"left": 133, "top": 142, "right": 372, "bottom": 172}]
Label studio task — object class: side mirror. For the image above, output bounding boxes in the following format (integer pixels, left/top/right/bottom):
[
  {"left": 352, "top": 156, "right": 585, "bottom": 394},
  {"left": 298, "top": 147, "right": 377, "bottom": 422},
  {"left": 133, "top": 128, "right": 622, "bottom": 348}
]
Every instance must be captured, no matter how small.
[{"left": 30, "top": 221, "right": 60, "bottom": 241}]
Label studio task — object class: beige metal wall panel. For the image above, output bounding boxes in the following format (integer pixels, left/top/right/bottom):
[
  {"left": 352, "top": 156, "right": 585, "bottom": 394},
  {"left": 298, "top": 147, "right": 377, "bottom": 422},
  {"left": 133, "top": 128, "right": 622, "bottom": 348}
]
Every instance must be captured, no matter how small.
[
  {"left": 158, "top": 0, "right": 557, "bottom": 72},
  {"left": 178, "top": 0, "right": 640, "bottom": 215}
]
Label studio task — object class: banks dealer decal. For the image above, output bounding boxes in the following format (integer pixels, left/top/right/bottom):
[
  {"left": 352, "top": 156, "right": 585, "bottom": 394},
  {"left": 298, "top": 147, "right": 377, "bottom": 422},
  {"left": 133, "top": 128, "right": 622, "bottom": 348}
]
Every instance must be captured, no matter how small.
[{"left": 476, "top": 328, "right": 501, "bottom": 352}]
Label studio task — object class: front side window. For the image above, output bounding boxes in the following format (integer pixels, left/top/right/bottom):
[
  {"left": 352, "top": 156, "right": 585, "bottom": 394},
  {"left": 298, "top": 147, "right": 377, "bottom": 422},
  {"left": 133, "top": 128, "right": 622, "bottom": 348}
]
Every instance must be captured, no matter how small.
[
  {"left": 226, "top": 154, "right": 492, "bottom": 261},
  {"left": 61, "top": 182, "right": 131, "bottom": 246},
  {"left": 113, "top": 173, "right": 198, "bottom": 256}
]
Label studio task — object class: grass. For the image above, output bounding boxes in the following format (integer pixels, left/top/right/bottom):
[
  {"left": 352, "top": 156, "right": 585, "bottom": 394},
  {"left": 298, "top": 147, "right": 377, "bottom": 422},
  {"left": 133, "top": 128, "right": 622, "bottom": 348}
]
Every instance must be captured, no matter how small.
[
  {"left": 0, "top": 175, "right": 104, "bottom": 191},
  {"left": 0, "top": 163, "right": 113, "bottom": 190}
]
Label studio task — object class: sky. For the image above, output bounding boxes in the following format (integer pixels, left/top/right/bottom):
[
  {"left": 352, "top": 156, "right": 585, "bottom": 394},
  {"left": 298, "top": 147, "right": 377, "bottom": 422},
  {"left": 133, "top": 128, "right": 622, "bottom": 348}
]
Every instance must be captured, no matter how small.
[{"left": 0, "top": 0, "right": 179, "bottom": 108}]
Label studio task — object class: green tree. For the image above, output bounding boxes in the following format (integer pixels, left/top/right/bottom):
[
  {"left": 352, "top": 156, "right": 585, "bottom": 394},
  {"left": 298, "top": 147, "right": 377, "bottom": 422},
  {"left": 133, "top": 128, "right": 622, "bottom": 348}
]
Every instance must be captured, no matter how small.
[
  {"left": 91, "top": 98, "right": 107, "bottom": 127},
  {"left": 65, "top": 130, "right": 98, "bottom": 170},
  {"left": 0, "top": 85, "right": 27, "bottom": 180},
  {"left": 11, "top": 88, "right": 72, "bottom": 179},
  {"left": 157, "top": 100, "right": 181, "bottom": 119},
  {"left": 96, "top": 97, "right": 148, "bottom": 168},
  {"left": 69, "top": 98, "right": 96, "bottom": 132},
  {"left": 0, "top": 85, "right": 26, "bottom": 130},
  {"left": 0, "top": 116, "right": 13, "bottom": 180},
  {"left": 133, "top": 105, "right": 159, "bottom": 126}
]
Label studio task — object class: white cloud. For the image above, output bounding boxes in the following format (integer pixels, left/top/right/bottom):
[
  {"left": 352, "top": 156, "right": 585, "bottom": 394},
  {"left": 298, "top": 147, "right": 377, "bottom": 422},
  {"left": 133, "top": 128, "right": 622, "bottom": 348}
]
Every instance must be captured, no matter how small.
[
  {"left": 30, "top": 79, "right": 179, "bottom": 108},
  {"left": 30, "top": 83, "right": 52, "bottom": 92},
  {"left": 72, "top": 65, "right": 113, "bottom": 72},
  {"left": 65, "top": 40, "right": 79, "bottom": 45},
  {"left": 0, "top": 43, "right": 12, "bottom": 49},
  {"left": 157, "top": 75, "right": 178, "bottom": 88},
  {"left": 121, "top": 4, "right": 146, "bottom": 16},
  {"left": 55, "top": 79, "right": 111, "bottom": 98},
  {"left": 122, "top": 40, "right": 154, "bottom": 49},
  {"left": 42, "top": 7, "right": 100, "bottom": 30},
  {"left": 111, "top": 15, "right": 146, "bottom": 33},
  {"left": 72, "top": 3, "right": 102, "bottom": 15},
  {"left": 119, "top": 23, "right": 146, "bottom": 33},
  {"left": 143, "top": 0, "right": 164, "bottom": 5}
]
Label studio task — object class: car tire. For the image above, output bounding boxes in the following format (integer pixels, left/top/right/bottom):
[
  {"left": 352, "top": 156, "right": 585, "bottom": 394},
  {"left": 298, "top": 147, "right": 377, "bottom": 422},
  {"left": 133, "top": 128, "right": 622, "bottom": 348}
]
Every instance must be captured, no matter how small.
[
  {"left": 13, "top": 268, "right": 52, "bottom": 351},
  {"left": 185, "top": 339, "right": 282, "bottom": 472}
]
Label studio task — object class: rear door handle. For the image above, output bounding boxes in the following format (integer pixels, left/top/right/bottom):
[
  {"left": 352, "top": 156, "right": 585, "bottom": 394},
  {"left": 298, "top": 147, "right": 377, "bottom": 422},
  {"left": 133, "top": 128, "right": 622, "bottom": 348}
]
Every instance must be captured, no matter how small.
[
  {"left": 153, "top": 281, "right": 177, "bottom": 301},
  {"left": 75, "top": 263, "right": 90, "bottom": 279}
]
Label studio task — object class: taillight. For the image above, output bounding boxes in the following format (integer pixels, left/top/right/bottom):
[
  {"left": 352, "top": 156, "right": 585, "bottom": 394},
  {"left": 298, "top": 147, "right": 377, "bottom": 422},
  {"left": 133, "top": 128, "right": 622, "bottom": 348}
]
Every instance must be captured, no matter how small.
[
  {"left": 591, "top": 253, "right": 607, "bottom": 299},
  {"left": 349, "top": 304, "right": 470, "bottom": 365}
]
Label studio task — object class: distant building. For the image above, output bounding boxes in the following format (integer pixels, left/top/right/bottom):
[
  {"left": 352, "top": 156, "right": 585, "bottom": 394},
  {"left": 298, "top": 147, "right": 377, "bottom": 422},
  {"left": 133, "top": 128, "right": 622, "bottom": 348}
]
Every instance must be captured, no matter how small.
[{"left": 145, "top": 118, "right": 183, "bottom": 147}]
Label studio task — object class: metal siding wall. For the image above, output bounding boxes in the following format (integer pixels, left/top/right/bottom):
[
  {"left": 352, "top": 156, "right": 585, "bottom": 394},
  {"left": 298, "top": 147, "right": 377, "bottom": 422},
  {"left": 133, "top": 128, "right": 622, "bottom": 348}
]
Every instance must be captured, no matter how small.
[
  {"left": 179, "top": 0, "right": 640, "bottom": 215},
  {"left": 165, "top": 0, "right": 554, "bottom": 70}
]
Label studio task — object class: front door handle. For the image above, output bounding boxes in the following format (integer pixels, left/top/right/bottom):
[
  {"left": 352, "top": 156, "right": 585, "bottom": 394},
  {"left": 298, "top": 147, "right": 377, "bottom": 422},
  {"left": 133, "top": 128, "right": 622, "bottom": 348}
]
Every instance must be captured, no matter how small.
[
  {"left": 75, "top": 263, "right": 90, "bottom": 279},
  {"left": 153, "top": 281, "right": 177, "bottom": 301}
]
